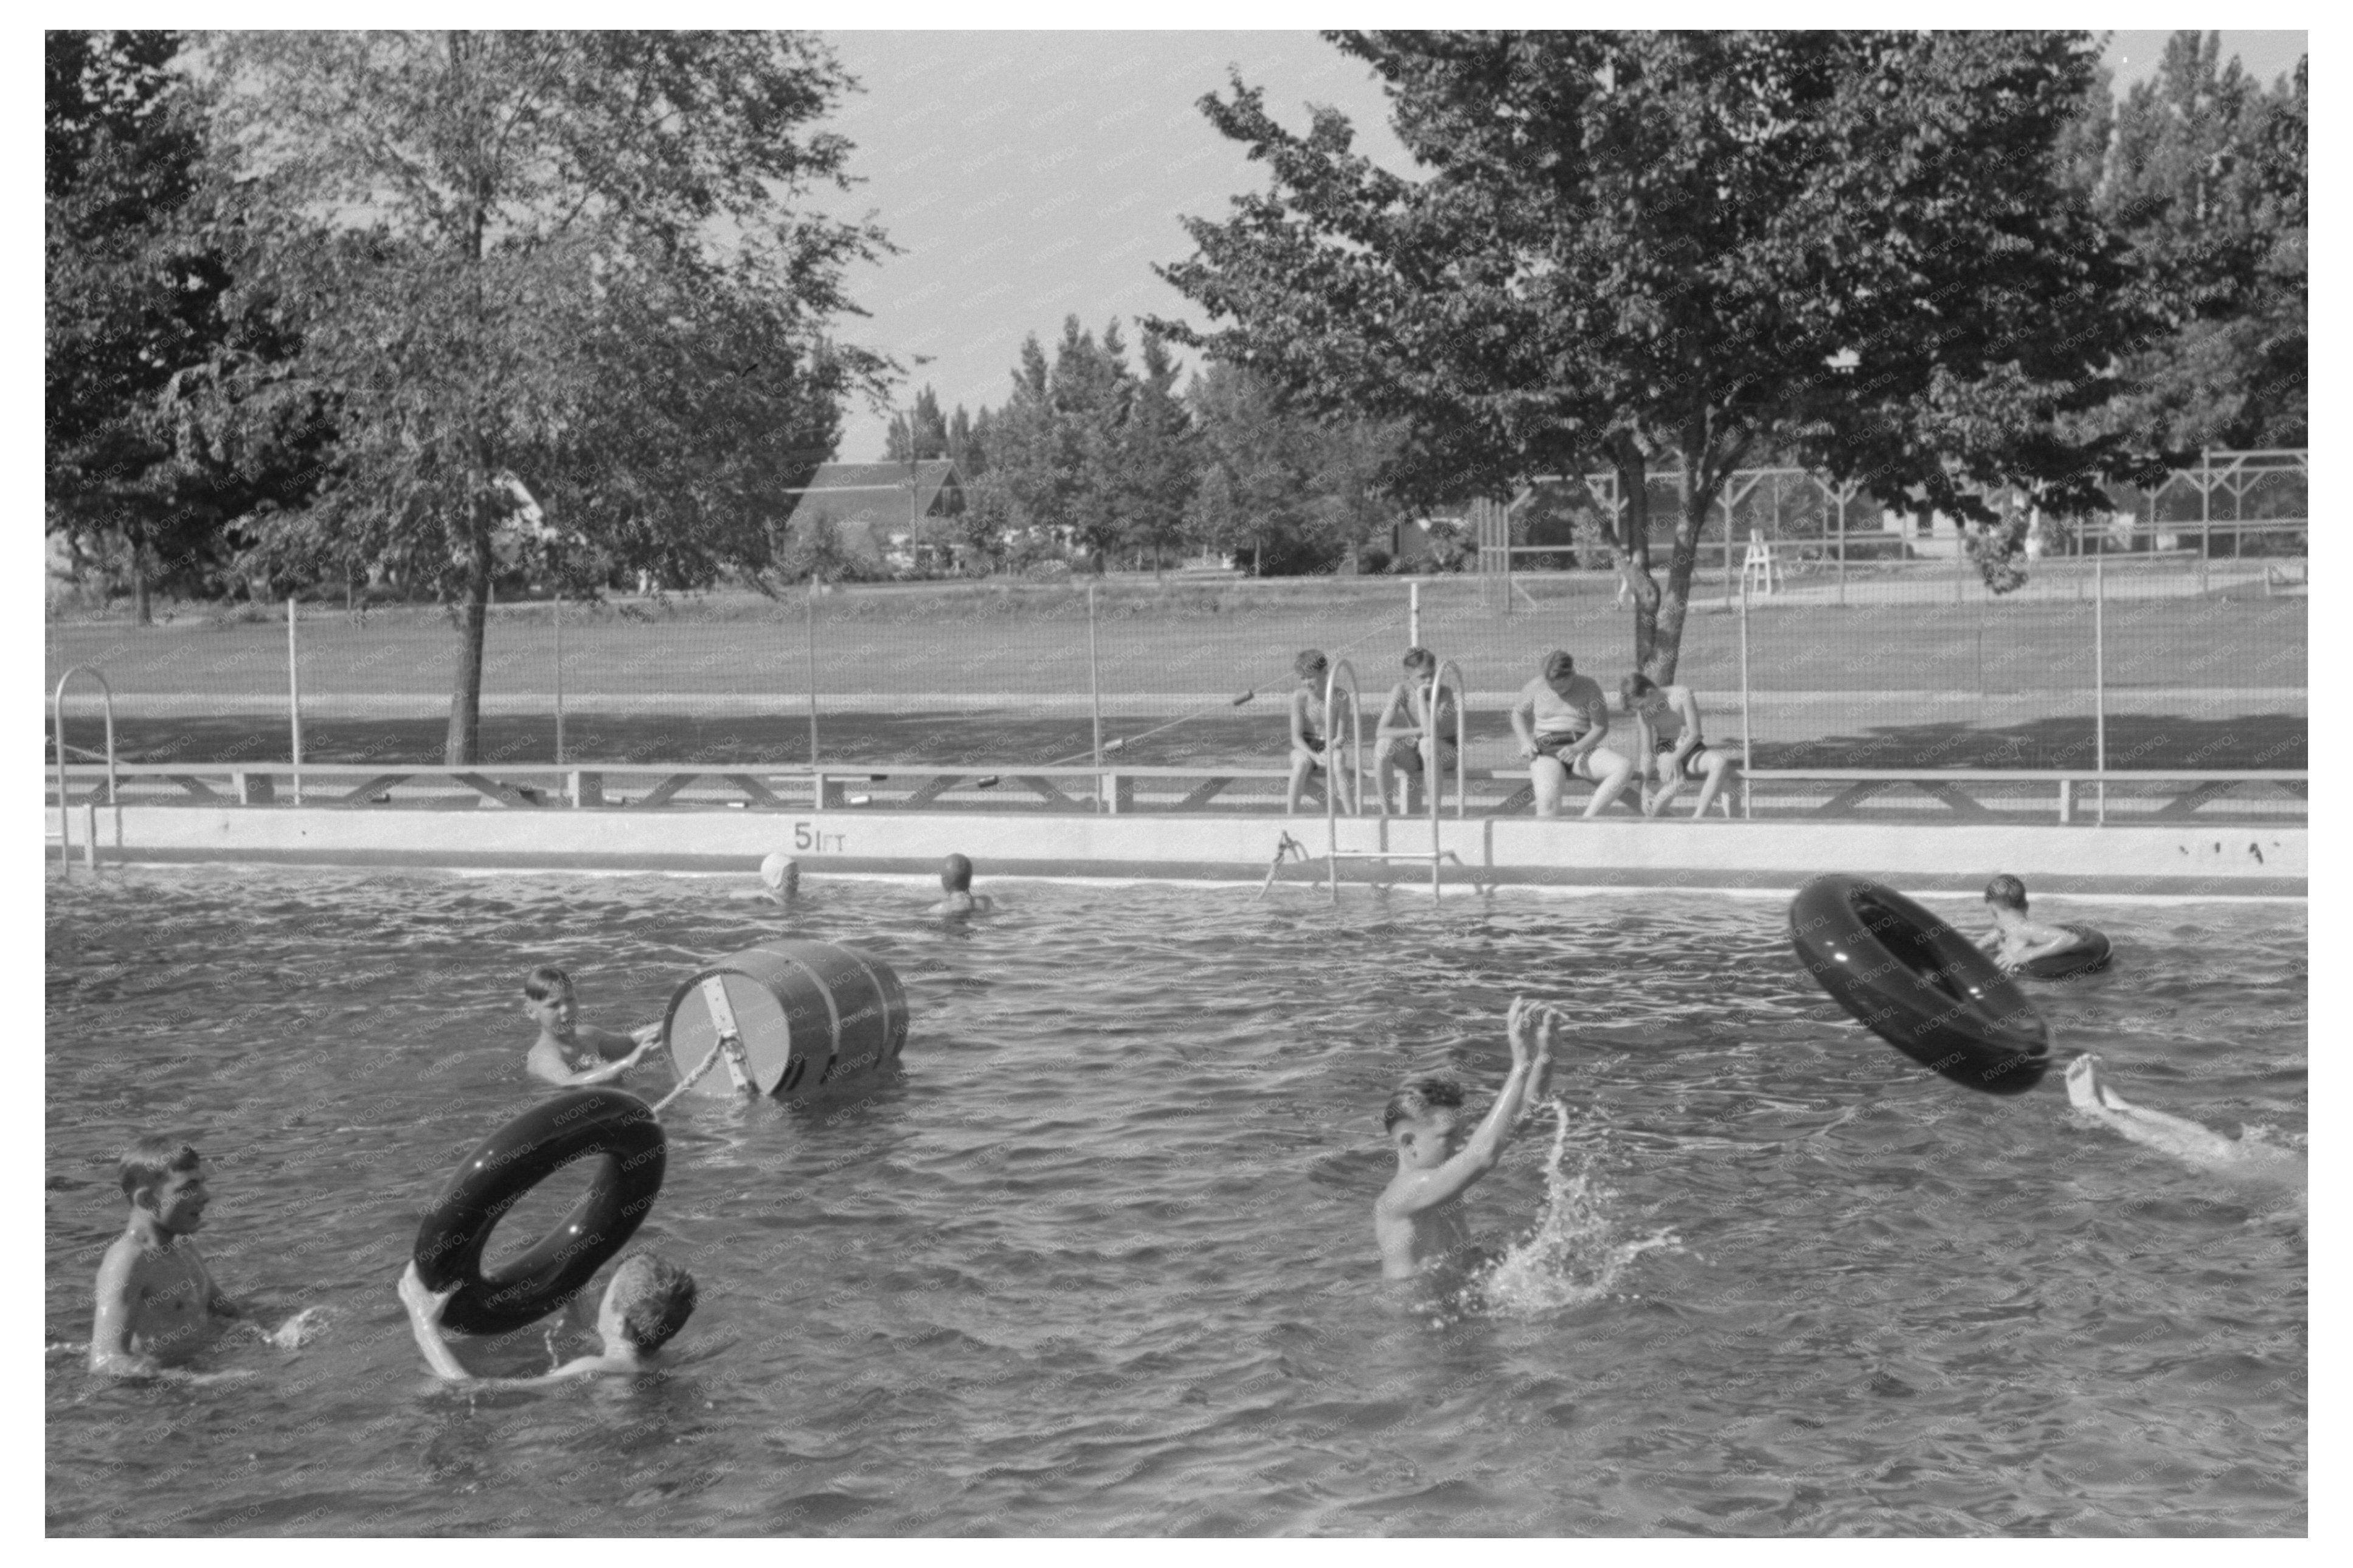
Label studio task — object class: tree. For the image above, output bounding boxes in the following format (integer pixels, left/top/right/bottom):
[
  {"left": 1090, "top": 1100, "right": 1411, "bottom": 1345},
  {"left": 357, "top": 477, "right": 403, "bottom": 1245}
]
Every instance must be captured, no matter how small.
[
  {"left": 1118, "top": 331, "right": 1197, "bottom": 573},
  {"left": 1158, "top": 31, "right": 2149, "bottom": 675},
  {"left": 885, "top": 384, "right": 949, "bottom": 460},
  {"left": 190, "top": 31, "right": 890, "bottom": 762},
  {"left": 2086, "top": 33, "right": 2306, "bottom": 452},
  {"left": 44, "top": 30, "right": 270, "bottom": 621}
]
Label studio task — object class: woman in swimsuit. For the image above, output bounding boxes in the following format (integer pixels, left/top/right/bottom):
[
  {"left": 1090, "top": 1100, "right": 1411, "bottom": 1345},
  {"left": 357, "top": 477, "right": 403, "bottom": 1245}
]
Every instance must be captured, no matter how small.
[
  {"left": 1621, "top": 671, "right": 1737, "bottom": 820},
  {"left": 1287, "top": 648, "right": 1359, "bottom": 815},
  {"left": 1509, "top": 649, "right": 1635, "bottom": 818}
]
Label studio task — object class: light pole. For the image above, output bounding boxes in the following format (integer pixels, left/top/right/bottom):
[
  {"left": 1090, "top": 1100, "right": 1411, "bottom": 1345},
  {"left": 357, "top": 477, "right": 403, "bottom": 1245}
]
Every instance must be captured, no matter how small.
[{"left": 901, "top": 354, "right": 936, "bottom": 562}]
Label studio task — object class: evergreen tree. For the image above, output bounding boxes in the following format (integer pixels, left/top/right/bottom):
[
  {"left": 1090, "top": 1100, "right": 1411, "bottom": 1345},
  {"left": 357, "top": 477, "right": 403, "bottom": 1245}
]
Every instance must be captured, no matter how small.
[
  {"left": 1118, "top": 330, "right": 1196, "bottom": 573},
  {"left": 884, "top": 383, "right": 949, "bottom": 460},
  {"left": 2089, "top": 33, "right": 2306, "bottom": 451}
]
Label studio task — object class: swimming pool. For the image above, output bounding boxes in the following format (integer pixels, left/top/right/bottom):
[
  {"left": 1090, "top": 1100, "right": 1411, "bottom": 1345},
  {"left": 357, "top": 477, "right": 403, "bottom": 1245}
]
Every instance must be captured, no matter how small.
[{"left": 44, "top": 868, "right": 2306, "bottom": 1536}]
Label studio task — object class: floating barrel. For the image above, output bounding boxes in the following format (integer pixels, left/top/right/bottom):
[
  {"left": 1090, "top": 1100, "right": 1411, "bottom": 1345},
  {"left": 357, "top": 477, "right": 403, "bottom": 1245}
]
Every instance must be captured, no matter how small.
[
  {"left": 661, "top": 941, "right": 908, "bottom": 1102},
  {"left": 1789, "top": 874, "right": 2051, "bottom": 1096},
  {"left": 2015, "top": 923, "right": 2113, "bottom": 981}
]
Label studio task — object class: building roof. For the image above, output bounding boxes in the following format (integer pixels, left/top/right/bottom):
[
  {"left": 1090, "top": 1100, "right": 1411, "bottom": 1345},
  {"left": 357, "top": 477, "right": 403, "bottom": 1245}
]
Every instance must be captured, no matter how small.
[{"left": 789, "top": 460, "right": 962, "bottom": 524}]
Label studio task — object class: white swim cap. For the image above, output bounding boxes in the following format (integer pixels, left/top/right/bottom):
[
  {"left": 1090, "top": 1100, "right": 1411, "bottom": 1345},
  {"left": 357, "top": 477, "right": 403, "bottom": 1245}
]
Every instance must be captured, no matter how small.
[{"left": 759, "top": 852, "right": 799, "bottom": 893}]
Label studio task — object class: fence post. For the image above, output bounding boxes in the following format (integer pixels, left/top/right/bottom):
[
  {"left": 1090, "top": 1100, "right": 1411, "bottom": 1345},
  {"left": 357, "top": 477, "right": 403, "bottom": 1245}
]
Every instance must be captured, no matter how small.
[
  {"left": 553, "top": 593, "right": 565, "bottom": 768},
  {"left": 1835, "top": 486, "right": 1846, "bottom": 607},
  {"left": 1087, "top": 580, "right": 1104, "bottom": 789},
  {"left": 286, "top": 597, "right": 303, "bottom": 805},
  {"left": 805, "top": 580, "right": 819, "bottom": 769},
  {"left": 1409, "top": 579, "right": 1420, "bottom": 648},
  {"left": 2094, "top": 546, "right": 2106, "bottom": 826},
  {"left": 1738, "top": 564, "right": 1753, "bottom": 819}
]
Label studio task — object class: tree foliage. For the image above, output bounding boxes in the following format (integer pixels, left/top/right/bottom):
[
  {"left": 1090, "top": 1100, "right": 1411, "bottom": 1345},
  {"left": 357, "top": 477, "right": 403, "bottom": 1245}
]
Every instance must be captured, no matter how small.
[
  {"left": 1156, "top": 30, "right": 2153, "bottom": 675},
  {"left": 189, "top": 30, "right": 890, "bottom": 761},
  {"left": 44, "top": 29, "right": 323, "bottom": 618},
  {"left": 2085, "top": 33, "right": 2306, "bottom": 452}
]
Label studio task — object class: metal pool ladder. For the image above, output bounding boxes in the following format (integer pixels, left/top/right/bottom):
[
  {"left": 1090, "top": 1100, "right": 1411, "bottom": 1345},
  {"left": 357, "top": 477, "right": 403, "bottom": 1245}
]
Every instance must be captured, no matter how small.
[
  {"left": 1311, "top": 656, "right": 1465, "bottom": 902},
  {"left": 52, "top": 665, "right": 119, "bottom": 873}
]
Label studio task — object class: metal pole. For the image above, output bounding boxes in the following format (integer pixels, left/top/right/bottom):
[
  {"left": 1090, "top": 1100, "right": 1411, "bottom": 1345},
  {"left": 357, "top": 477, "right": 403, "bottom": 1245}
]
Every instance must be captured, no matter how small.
[
  {"left": 1409, "top": 580, "right": 1420, "bottom": 648},
  {"left": 2094, "top": 545, "right": 2106, "bottom": 825},
  {"left": 553, "top": 594, "right": 565, "bottom": 767},
  {"left": 286, "top": 597, "right": 302, "bottom": 805},
  {"left": 805, "top": 580, "right": 819, "bottom": 768}
]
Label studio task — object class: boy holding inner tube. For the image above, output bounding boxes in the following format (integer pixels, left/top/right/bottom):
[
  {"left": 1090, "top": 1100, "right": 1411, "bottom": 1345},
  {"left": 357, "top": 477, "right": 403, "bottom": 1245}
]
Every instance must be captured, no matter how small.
[
  {"left": 1978, "top": 875, "right": 2082, "bottom": 973},
  {"left": 398, "top": 1255, "right": 698, "bottom": 1387},
  {"left": 523, "top": 965, "right": 664, "bottom": 1086},
  {"left": 1375, "top": 999, "right": 1562, "bottom": 1279}
]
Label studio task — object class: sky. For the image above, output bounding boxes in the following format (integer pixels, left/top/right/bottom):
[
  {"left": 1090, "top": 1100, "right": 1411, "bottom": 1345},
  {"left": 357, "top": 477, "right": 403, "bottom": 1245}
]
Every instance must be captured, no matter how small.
[{"left": 813, "top": 29, "right": 2310, "bottom": 464}]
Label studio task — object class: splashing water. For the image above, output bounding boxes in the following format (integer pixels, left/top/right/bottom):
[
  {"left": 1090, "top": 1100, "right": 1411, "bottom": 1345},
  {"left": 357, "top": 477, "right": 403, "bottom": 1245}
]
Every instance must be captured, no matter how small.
[{"left": 1472, "top": 1100, "right": 1681, "bottom": 1318}]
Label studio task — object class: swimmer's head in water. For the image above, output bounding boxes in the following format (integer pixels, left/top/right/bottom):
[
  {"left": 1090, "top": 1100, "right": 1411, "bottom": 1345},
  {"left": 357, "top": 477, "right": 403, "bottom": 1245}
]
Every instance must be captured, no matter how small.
[
  {"left": 1383, "top": 1076, "right": 1466, "bottom": 1133},
  {"left": 1294, "top": 648, "right": 1328, "bottom": 680},
  {"left": 118, "top": 1136, "right": 199, "bottom": 1205},
  {"left": 1543, "top": 649, "right": 1576, "bottom": 681},
  {"left": 760, "top": 852, "right": 799, "bottom": 896},
  {"left": 1984, "top": 873, "right": 2029, "bottom": 912},
  {"left": 941, "top": 853, "right": 974, "bottom": 893},
  {"left": 1402, "top": 646, "right": 1436, "bottom": 675},
  {"left": 522, "top": 965, "right": 574, "bottom": 1003},
  {"left": 604, "top": 1254, "right": 697, "bottom": 1353}
]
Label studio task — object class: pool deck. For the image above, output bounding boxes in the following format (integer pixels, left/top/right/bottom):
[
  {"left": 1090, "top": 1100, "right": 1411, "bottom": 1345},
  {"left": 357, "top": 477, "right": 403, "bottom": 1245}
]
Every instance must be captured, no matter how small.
[{"left": 48, "top": 801, "right": 2306, "bottom": 897}]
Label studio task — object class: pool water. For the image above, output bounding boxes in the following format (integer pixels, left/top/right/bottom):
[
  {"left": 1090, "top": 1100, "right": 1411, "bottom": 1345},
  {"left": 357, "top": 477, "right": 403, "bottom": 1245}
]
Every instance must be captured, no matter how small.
[{"left": 44, "top": 869, "right": 2306, "bottom": 1536}]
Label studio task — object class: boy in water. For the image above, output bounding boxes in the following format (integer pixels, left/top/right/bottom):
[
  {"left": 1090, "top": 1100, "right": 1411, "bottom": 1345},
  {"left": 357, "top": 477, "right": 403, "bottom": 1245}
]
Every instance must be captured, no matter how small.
[
  {"left": 759, "top": 852, "right": 800, "bottom": 905},
  {"left": 523, "top": 966, "right": 663, "bottom": 1087},
  {"left": 89, "top": 1138, "right": 316, "bottom": 1376},
  {"left": 398, "top": 1254, "right": 697, "bottom": 1387},
  {"left": 1375, "top": 998, "right": 1562, "bottom": 1279},
  {"left": 1286, "top": 648, "right": 1359, "bottom": 815},
  {"left": 927, "top": 852, "right": 995, "bottom": 915},
  {"left": 1373, "top": 646, "right": 1459, "bottom": 817},
  {"left": 1978, "top": 874, "right": 2082, "bottom": 973}
]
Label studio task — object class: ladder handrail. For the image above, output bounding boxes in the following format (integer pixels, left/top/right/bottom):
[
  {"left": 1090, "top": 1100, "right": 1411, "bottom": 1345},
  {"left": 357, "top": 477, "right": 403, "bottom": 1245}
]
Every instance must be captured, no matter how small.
[
  {"left": 1323, "top": 658, "right": 1364, "bottom": 898},
  {"left": 52, "top": 666, "right": 117, "bottom": 870}
]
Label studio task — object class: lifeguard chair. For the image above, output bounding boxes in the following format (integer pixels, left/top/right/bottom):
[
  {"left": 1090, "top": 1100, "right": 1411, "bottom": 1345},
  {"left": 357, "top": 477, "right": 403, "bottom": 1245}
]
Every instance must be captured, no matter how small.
[{"left": 1739, "top": 528, "right": 1781, "bottom": 598}]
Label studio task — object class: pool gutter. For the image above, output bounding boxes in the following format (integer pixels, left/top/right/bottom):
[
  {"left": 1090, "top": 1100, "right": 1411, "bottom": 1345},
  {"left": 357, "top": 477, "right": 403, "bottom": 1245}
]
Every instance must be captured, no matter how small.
[{"left": 47, "top": 804, "right": 2306, "bottom": 898}]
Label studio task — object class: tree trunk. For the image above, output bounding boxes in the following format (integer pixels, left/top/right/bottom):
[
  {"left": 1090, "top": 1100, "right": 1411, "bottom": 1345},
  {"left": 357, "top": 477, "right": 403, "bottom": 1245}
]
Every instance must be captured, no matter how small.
[
  {"left": 444, "top": 497, "right": 493, "bottom": 766},
  {"left": 130, "top": 539, "right": 151, "bottom": 627},
  {"left": 1615, "top": 447, "right": 1663, "bottom": 674}
]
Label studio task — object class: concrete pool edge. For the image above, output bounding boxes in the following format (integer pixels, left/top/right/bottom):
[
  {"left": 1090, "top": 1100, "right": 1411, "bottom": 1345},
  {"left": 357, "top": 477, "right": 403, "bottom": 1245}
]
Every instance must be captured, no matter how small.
[{"left": 49, "top": 806, "right": 2307, "bottom": 899}]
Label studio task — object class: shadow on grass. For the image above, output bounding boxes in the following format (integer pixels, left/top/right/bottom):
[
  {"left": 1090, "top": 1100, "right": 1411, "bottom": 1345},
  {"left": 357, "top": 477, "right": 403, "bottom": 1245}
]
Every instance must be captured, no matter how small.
[{"left": 62, "top": 707, "right": 2305, "bottom": 773}]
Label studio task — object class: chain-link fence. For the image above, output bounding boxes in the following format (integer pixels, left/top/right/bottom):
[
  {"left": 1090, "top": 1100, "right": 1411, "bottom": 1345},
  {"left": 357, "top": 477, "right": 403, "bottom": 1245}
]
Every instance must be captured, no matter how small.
[{"left": 46, "top": 454, "right": 2305, "bottom": 782}]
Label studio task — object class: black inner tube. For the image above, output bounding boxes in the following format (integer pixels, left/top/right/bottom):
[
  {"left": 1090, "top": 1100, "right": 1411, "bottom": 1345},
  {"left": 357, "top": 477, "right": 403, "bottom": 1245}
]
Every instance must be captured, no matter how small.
[{"left": 414, "top": 1088, "right": 666, "bottom": 1337}]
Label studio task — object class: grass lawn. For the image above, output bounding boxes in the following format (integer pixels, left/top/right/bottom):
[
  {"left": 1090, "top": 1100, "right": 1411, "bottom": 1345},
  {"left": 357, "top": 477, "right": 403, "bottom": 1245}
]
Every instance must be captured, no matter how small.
[{"left": 48, "top": 576, "right": 2303, "bottom": 770}]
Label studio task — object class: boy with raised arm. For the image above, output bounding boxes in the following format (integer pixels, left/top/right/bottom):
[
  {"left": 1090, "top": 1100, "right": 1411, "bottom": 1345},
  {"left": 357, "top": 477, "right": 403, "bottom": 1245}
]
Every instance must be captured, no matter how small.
[
  {"left": 1375, "top": 999, "right": 1562, "bottom": 1279},
  {"left": 398, "top": 1254, "right": 697, "bottom": 1388},
  {"left": 1977, "top": 874, "right": 2081, "bottom": 973},
  {"left": 523, "top": 965, "right": 664, "bottom": 1087},
  {"left": 89, "top": 1138, "right": 317, "bottom": 1377}
]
